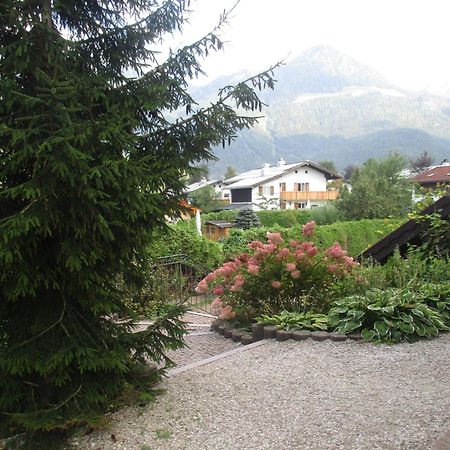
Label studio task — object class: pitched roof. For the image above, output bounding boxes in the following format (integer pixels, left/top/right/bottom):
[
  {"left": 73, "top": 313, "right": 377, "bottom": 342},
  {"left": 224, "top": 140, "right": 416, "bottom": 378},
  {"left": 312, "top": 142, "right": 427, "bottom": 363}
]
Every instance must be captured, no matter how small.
[
  {"left": 205, "top": 220, "right": 235, "bottom": 228},
  {"left": 359, "top": 195, "right": 450, "bottom": 264},
  {"left": 224, "top": 160, "right": 341, "bottom": 189},
  {"left": 411, "top": 164, "right": 450, "bottom": 185},
  {"left": 184, "top": 178, "right": 220, "bottom": 193}
]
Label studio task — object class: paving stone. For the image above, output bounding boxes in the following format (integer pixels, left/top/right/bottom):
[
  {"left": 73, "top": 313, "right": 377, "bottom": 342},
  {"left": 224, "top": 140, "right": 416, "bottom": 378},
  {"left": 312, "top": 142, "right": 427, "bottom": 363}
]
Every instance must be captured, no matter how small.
[
  {"left": 252, "top": 323, "right": 265, "bottom": 341},
  {"left": 263, "top": 325, "right": 277, "bottom": 339},
  {"left": 223, "top": 328, "right": 233, "bottom": 339},
  {"left": 310, "top": 331, "right": 330, "bottom": 341},
  {"left": 291, "top": 330, "right": 312, "bottom": 340},
  {"left": 347, "top": 333, "right": 363, "bottom": 341},
  {"left": 231, "top": 330, "right": 245, "bottom": 343},
  {"left": 276, "top": 330, "right": 292, "bottom": 342},
  {"left": 211, "top": 319, "right": 223, "bottom": 332},
  {"left": 329, "top": 332, "right": 347, "bottom": 342},
  {"left": 241, "top": 334, "right": 254, "bottom": 345},
  {"left": 218, "top": 325, "right": 228, "bottom": 336}
]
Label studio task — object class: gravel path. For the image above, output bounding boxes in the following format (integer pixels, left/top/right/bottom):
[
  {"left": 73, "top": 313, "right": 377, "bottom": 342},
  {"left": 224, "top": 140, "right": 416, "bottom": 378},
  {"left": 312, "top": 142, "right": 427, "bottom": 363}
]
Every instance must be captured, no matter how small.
[
  {"left": 165, "top": 332, "right": 240, "bottom": 367},
  {"left": 72, "top": 333, "right": 450, "bottom": 450}
]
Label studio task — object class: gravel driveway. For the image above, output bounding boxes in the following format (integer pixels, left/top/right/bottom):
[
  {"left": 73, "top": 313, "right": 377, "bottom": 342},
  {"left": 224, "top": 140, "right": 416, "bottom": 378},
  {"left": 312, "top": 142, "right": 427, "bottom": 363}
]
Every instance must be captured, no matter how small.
[{"left": 72, "top": 333, "right": 450, "bottom": 450}]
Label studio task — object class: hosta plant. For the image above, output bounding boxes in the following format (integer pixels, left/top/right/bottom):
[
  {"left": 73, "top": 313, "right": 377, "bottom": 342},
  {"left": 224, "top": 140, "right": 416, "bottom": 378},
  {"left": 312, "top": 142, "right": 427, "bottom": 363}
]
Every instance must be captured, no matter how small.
[
  {"left": 256, "top": 310, "right": 329, "bottom": 331},
  {"left": 328, "top": 288, "right": 449, "bottom": 343},
  {"left": 419, "top": 282, "right": 450, "bottom": 325},
  {"left": 196, "top": 221, "right": 358, "bottom": 320}
]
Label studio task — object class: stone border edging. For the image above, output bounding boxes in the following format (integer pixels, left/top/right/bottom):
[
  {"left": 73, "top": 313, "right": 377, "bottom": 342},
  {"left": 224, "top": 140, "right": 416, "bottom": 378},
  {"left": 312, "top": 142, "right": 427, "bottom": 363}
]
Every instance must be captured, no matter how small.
[{"left": 211, "top": 320, "right": 362, "bottom": 345}]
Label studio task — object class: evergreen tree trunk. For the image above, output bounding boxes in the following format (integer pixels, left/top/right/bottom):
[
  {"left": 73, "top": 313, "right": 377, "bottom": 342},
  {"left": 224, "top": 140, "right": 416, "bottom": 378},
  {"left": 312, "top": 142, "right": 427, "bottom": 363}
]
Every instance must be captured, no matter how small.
[{"left": 0, "top": 0, "right": 277, "bottom": 438}]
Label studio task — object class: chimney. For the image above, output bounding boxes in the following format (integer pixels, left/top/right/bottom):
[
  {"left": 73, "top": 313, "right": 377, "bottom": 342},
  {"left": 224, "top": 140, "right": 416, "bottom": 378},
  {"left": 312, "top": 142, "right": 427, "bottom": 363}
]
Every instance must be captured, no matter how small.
[
  {"left": 261, "top": 163, "right": 271, "bottom": 176},
  {"left": 277, "top": 157, "right": 286, "bottom": 167}
]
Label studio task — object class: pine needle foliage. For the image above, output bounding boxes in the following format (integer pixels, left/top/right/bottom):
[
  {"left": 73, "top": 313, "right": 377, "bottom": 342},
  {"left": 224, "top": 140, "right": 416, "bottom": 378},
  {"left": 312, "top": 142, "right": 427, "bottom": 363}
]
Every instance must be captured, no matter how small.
[{"left": 0, "top": 0, "right": 277, "bottom": 438}]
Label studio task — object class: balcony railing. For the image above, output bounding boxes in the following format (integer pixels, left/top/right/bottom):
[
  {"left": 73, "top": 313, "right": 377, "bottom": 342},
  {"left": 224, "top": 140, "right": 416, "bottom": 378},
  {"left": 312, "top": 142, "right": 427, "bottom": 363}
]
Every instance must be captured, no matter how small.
[{"left": 280, "top": 191, "right": 339, "bottom": 201}]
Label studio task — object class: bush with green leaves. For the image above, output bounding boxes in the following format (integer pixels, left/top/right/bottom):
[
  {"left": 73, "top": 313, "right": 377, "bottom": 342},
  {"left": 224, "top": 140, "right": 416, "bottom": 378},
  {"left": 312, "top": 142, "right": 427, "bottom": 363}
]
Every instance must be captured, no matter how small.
[
  {"left": 221, "top": 218, "right": 402, "bottom": 260},
  {"left": 234, "top": 208, "right": 261, "bottom": 229},
  {"left": 419, "top": 282, "right": 450, "bottom": 325},
  {"left": 328, "top": 288, "right": 449, "bottom": 343},
  {"left": 256, "top": 209, "right": 312, "bottom": 227},
  {"left": 148, "top": 223, "right": 223, "bottom": 270},
  {"left": 309, "top": 205, "right": 340, "bottom": 225},
  {"left": 197, "top": 222, "right": 359, "bottom": 321},
  {"left": 256, "top": 311, "right": 329, "bottom": 331}
]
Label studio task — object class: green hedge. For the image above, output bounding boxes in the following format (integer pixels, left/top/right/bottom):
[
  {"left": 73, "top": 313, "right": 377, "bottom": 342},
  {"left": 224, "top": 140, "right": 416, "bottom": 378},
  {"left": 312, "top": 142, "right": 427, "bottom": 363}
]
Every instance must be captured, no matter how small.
[
  {"left": 148, "top": 223, "right": 223, "bottom": 270},
  {"left": 312, "top": 219, "right": 403, "bottom": 256},
  {"left": 222, "top": 219, "right": 403, "bottom": 260},
  {"left": 201, "top": 209, "right": 312, "bottom": 228}
]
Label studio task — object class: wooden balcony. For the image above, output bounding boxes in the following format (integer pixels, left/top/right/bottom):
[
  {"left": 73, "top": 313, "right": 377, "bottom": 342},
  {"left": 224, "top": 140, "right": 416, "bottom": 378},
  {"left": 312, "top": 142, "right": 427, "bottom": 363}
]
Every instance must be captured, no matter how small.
[{"left": 280, "top": 191, "right": 339, "bottom": 202}]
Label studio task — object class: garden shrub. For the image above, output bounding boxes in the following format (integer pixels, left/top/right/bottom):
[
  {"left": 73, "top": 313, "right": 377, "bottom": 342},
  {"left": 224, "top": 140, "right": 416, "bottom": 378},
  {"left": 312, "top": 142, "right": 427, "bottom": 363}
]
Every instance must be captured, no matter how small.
[
  {"left": 234, "top": 209, "right": 261, "bottom": 229},
  {"left": 309, "top": 205, "right": 340, "bottom": 225},
  {"left": 256, "top": 210, "right": 312, "bottom": 228},
  {"left": 256, "top": 311, "right": 329, "bottom": 331},
  {"left": 221, "top": 218, "right": 402, "bottom": 260},
  {"left": 201, "top": 209, "right": 312, "bottom": 228},
  {"left": 311, "top": 218, "right": 403, "bottom": 256},
  {"left": 148, "top": 224, "right": 223, "bottom": 270},
  {"left": 328, "top": 288, "right": 449, "bottom": 343},
  {"left": 197, "top": 221, "right": 358, "bottom": 320}
]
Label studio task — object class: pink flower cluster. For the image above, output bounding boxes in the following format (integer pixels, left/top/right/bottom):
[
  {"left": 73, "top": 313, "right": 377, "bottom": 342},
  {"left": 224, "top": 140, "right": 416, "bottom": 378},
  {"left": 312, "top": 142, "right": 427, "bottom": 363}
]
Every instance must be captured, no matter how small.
[
  {"left": 302, "top": 220, "right": 316, "bottom": 237},
  {"left": 325, "top": 242, "right": 358, "bottom": 274},
  {"left": 195, "top": 221, "right": 357, "bottom": 320}
]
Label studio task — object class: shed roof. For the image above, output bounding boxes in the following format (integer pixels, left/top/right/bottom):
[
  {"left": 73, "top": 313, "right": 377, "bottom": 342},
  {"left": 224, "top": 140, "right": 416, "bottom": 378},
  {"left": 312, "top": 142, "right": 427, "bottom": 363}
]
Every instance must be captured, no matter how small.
[
  {"left": 359, "top": 195, "right": 450, "bottom": 264},
  {"left": 205, "top": 220, "right": 235, "bottom": 229}
]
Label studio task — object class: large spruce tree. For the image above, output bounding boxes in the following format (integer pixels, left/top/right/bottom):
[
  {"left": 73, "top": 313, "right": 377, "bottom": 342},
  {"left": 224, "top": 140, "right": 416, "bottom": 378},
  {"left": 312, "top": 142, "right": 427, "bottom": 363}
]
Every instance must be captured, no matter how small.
[{"left": 0, "top": 0, "right": 276, "bottom": 438}]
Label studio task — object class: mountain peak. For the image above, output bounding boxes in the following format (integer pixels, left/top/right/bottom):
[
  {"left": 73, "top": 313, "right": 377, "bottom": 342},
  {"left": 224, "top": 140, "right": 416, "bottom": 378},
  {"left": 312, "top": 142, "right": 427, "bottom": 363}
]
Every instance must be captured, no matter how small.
[{"left": 273, "top": 45, "right": 392, "bottom": 95}]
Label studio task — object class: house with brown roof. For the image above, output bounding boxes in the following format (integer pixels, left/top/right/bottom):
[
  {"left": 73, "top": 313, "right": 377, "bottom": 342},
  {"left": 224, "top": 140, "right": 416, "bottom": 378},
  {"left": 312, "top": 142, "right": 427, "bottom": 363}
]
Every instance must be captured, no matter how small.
[{"left": 411, "top": 161, "right": 450, "bottom": 190}]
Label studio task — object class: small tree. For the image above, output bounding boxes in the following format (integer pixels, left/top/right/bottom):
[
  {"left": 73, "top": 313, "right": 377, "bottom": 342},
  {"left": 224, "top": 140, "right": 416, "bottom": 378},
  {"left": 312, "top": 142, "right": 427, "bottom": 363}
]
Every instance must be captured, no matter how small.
[
  {"left": 190, "top": 186, "right": 222, "bottom": 212},
  {"left": 0, "top": 0, "right": 277, "bottom": 439},
  {"left": 235, "top": 208, "right": 261, "bottom": 229},
  {"left": 410, "top": 151, "right": 435, "bottom": 173},
  {"left": 336, "top": 154, "right": 412, "bottom": 220},
  {"left": 188, "top": 163, "right": 210, "bottom": 183},
  {"left": 318, "top": 160, "right": 337, "bottom": 173},
  {"left": 343, "top": 164, "right": 358, "bottom": 181},
  {"left": 224, "top": 166, "right": 237, "bottom": 179}
]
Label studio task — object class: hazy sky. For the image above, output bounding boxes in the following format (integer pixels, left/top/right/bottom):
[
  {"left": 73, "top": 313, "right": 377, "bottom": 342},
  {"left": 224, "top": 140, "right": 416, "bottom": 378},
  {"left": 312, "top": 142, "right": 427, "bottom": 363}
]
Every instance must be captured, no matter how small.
[{"left": 169, "top": 0, "right": 450, "bottom": 95}]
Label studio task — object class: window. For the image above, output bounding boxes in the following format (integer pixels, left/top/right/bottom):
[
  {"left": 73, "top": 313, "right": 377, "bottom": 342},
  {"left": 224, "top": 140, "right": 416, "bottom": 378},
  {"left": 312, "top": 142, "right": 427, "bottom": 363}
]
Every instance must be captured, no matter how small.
[
  {"left": 295, "top": 182, "right": 310, "bottom": 192},
  {"left": 294, "top": 202, "right": 307, "bottom": 209},
  {"left": 259, "top": 186, "right": 275, "bottom": 196},
  {"left": 280, "top": 182, "right": 286, "bottom": 191},
  {"left": 205, "top": 225, "right": 215, "bottom": 235}
]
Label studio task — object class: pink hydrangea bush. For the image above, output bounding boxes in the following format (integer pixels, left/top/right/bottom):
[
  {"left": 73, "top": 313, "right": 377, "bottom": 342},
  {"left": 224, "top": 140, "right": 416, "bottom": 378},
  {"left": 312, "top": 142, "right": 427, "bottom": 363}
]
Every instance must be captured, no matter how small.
[{"left": 196, "top": 221, "right": 358, "bottom": 320}]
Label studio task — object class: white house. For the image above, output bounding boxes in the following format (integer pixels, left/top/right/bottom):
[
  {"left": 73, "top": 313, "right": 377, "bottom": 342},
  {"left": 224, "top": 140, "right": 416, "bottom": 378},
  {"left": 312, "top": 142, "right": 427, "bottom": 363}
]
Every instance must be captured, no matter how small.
[{"left": 223, "top": 158, "right": 341, "bottom": 211}]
